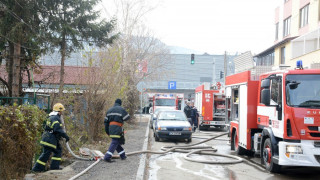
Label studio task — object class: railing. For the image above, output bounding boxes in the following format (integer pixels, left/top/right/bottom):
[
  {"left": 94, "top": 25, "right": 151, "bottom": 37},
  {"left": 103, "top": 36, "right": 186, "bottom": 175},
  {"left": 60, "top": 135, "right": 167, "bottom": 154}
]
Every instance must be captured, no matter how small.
[{"left": 0, "top": 94, "right": 51, "bottom": 113}]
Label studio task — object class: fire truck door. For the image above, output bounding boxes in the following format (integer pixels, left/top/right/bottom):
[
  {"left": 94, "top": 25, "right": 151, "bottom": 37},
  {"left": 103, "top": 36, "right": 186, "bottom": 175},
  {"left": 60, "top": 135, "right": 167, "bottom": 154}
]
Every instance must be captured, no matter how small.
[
  {"left": 270, "top": 76, "right": 283, "bottom": 138},
  {"left": 239, "top": 84, "right": 248, "bottom": 147}
]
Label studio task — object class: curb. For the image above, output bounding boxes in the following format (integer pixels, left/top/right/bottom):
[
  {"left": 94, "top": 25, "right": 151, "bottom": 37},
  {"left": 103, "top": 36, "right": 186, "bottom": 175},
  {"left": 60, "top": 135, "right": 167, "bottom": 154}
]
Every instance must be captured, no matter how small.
[{"left": 136, "top": 115, "right": 150, "bottom": 180}]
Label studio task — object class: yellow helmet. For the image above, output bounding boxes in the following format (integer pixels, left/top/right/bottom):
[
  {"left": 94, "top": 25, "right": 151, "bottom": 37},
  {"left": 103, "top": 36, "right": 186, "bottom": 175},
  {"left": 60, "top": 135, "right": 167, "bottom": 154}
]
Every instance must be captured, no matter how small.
[{"left": 53, "top": 103, "right": 65, "bottom": 112}]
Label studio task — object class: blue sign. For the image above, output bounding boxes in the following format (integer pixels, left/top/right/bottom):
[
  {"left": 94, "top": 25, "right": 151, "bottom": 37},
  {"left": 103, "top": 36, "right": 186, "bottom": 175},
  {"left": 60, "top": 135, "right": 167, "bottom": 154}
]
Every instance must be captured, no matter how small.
[{"left": 168, "top": 81, "right": 176, "bottom": 89}]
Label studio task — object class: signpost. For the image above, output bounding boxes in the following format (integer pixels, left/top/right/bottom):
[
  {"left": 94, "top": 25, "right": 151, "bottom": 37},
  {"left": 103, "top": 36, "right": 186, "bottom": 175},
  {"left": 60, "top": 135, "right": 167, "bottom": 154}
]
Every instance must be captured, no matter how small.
[{"left": 137, "top": 82, "right": 146, "bottom": 122}]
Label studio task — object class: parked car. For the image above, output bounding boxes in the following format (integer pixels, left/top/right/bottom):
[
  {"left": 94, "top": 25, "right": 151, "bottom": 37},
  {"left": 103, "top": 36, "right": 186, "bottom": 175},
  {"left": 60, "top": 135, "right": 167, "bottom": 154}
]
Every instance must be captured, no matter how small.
[
  {"left": 149, "top": 108, "right": 171, "bottom": 129},
  {"left": 153, "top": 110, "right": 192, "bottom": 142}
]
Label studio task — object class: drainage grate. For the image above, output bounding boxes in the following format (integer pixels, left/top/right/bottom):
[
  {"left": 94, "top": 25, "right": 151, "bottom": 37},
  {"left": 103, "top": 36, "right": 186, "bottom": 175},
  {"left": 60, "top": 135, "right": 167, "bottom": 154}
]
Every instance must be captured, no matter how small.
[{"left": 314, "top": 142, "right": 320, "bottom": 147}]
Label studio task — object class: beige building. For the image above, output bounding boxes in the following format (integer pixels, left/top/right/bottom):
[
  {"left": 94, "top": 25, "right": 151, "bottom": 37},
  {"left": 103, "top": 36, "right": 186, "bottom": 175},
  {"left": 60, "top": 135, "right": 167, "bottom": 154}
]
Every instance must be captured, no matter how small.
[{"left": 255, "top": 0, "right": 320, "bottom": 68}]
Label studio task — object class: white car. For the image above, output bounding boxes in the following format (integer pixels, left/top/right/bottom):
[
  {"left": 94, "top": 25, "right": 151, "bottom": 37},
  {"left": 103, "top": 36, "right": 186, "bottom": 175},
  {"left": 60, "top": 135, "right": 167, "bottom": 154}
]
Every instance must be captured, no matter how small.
[{"left": 153, "top": 110, "right": 192, "bottom": 142}]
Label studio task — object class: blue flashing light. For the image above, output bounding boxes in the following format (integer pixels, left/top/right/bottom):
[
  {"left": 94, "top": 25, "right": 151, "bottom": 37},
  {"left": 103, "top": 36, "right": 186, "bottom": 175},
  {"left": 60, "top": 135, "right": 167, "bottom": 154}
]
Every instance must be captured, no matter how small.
[{"left": 296, "top": 60, "right": 303, "bottom": 69}]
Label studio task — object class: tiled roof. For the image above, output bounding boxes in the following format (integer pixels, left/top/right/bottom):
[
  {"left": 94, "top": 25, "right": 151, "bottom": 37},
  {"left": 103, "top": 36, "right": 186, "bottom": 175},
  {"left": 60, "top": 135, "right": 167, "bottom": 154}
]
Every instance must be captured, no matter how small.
[{"left": 0, "top": 65, "right": 95, "bottom": 85}]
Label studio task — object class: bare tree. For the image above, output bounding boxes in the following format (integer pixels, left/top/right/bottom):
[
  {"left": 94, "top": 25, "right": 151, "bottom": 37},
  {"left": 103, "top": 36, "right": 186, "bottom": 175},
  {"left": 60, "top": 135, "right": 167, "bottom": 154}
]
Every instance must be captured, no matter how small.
[{"left": 105, "top": 0, "right": 171, "bottom": 114}]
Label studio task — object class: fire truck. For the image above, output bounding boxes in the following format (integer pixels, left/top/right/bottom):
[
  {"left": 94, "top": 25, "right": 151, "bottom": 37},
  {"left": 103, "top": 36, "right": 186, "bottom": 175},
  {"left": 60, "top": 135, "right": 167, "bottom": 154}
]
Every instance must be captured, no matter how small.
[
  {"left": 195, "top": 84, "right": 226, "bottom": 130},
  {"left": 226, "top": 62, "right": 320, "bottom": 172},
  {"left": 148, "top": 93, "right": 184, "bottom": 113}
]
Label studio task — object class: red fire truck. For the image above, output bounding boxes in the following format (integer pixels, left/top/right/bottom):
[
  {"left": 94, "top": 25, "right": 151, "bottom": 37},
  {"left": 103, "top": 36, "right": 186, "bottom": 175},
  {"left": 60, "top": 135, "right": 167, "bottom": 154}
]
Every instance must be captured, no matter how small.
[
  {"left": 147, "top": 93, "right": 184, "bottom": 113},
  {"left": 226, "top": 62, "right": 320, "bottom": 172},
  {"left": 195, "top": 84, "right": 226, "bottom": 130}
]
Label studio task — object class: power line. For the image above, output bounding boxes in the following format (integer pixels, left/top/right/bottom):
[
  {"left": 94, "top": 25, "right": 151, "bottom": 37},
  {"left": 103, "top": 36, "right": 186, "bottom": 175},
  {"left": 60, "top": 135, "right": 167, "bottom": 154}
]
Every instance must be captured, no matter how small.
[{"left": 0, "top": 1, "right": 33, "bottom": 30}]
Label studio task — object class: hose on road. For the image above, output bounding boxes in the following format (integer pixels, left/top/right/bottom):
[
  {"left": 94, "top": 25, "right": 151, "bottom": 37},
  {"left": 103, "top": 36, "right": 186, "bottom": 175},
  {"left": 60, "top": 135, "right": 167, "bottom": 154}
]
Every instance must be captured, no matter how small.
[{"left": 68, "top": 128, "right": 243, "bottom": 180}]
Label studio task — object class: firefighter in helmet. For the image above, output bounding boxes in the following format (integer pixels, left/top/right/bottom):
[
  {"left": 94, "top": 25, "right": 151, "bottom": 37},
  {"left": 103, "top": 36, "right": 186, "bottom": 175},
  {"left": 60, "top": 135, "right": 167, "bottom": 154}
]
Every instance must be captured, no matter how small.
[{"left": 32, "top": 103, "right": 70, "bottom": 172}]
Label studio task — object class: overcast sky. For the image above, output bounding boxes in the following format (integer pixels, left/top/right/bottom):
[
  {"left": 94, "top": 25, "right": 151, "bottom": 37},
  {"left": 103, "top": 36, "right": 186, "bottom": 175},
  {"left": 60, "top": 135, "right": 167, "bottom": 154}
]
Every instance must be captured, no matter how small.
[{"left": 102, "top": 0, "right": 279, "bottom": 55}]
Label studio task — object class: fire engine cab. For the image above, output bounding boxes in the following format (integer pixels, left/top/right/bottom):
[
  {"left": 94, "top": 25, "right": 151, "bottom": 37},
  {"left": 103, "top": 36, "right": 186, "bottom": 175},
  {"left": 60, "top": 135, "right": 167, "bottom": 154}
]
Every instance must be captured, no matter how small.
[
  {"left": 148, "top": 93, "right": 184, "bottom": 113},
  {"left": 227, "top": 61, "right": 320, "bottom": 172}
]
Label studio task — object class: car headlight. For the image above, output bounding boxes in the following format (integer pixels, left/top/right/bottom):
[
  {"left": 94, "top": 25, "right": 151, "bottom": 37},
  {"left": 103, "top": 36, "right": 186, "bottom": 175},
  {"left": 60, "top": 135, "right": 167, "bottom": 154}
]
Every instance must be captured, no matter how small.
[
  {"left": 285, "top": 145, "right": 303, "bottom": 157},
  {"left": 158, "top": 126, "right": 167, "bottom": 130},
  {"left": 183, "top": 127, "right": 192, "bottom": 131}
]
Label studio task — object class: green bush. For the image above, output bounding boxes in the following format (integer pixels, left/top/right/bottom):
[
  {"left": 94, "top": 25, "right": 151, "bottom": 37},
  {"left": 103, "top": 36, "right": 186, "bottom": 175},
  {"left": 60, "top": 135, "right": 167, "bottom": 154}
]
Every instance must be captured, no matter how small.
[{"left": 0, "top": 104, "right": 47, "bottom": 179}]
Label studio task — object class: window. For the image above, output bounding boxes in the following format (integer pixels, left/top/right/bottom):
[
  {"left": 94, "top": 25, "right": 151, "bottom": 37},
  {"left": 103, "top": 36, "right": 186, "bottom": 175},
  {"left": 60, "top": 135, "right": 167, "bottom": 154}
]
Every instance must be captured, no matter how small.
[
  {"left": 300, "top": 4, "right": 309, "bottom": 28},
  {"left": 275, "top": 23, "right": 279, "bottom": 40},
  {"left": 281, "top": 47, "right": 285, "bottom": 64},
  {"left": 283, "top": 17, "right": 291, "bottom": 37},
  {"left": 271, "top": 78, "right": 282, "bottom": 105}
]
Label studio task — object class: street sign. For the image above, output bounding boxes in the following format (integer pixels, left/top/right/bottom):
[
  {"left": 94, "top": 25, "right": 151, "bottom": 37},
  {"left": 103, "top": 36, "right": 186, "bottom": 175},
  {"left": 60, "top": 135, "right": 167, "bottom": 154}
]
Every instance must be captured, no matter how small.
[
  {"left": 137, "top": 82, "right": 146, "bottom": 92},
  {"left": 168, "top": 81, "right": 176, "bottom": 89}
]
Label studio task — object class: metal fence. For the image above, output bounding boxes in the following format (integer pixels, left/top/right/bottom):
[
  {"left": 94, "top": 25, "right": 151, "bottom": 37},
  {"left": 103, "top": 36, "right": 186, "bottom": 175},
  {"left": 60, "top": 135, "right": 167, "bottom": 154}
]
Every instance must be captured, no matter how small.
[{"left": 0, "top": 94, "right": 51, "bottom": 113}]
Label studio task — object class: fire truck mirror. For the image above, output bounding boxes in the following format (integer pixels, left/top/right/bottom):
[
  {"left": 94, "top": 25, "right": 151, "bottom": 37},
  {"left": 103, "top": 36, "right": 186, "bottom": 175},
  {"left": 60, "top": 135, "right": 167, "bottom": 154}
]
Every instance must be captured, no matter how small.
[
  {"left": 261, "top": 79, "right": 270, "bottom": 89},
  {"left": 261, "top": 89, "right": 270, "bottom": 106}
]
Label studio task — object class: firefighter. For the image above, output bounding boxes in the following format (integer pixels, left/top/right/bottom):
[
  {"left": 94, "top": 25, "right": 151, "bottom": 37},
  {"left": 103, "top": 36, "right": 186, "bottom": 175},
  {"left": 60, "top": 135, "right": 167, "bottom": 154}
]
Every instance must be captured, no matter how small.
[
  {"left": 104, "top": 99, "right": 130, "bottom": 162},
  {"left": 184, "top": 102, "right": 192, "bottom": 124},
  {"left": 32, "top": 103, "right": 70, "bottom": 172},
  {"left": 190, "top": 103, "right": 199, "bottom": 132}
]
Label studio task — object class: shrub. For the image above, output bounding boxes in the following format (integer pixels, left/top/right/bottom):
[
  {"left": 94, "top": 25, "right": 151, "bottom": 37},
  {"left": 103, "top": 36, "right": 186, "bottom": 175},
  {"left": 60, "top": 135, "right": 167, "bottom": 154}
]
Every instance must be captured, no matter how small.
[{"left": 0, "top": 104, "right": 47, "bottom": 179}]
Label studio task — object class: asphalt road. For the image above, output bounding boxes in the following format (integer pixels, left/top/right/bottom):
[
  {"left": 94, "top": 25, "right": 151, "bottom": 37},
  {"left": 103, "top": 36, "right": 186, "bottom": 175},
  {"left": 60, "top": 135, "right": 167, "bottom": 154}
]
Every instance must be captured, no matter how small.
[
  {"left": 146, "top": 126, "right": 320, "bottom": 180},
  {"left": 25, "top": 115, "right": 320, "bottom": 180}
]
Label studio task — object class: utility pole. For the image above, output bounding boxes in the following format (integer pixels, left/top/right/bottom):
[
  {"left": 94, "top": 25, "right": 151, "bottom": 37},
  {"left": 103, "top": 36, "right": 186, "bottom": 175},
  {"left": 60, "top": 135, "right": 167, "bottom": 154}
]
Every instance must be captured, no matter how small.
[{"left": 224, "top": 51, "right": 227, "bottom": 86}]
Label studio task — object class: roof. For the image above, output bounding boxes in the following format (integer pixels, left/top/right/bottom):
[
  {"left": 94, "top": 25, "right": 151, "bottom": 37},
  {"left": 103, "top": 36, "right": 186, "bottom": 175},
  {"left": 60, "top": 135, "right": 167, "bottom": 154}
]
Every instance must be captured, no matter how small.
[
  {"left": 0, "top": 65, "right": 96, "bottom": 85},
  {"left": 254, "top": 36, "right": 298, "bottom": 57}
]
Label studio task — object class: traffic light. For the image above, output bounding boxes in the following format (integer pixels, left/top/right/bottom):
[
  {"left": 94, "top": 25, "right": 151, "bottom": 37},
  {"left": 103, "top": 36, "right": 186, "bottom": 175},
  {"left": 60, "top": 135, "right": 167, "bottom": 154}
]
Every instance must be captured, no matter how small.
[
  {"left": 191, "top": 54, "right": 195, "bottom": 64},
  {"left": 219, "top": 71, "right": 224, "bottom": 79}
]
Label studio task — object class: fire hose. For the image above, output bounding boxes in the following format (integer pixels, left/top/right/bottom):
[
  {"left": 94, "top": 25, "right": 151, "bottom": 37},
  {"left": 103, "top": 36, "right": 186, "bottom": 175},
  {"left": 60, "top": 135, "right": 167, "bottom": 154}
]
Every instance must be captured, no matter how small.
[{"left": 67, "top": 131, "right": 243, "bottom": 180}]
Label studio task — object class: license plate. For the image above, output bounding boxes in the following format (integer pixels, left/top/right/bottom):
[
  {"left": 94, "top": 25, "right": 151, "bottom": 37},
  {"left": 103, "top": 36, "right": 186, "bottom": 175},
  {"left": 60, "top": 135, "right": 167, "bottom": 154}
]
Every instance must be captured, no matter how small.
[
  {"left": 210, "top": 121, "right": 224, "bottom": 125},
  {"left": 169, "top": 132, "right": 181, "bottom": 135}
]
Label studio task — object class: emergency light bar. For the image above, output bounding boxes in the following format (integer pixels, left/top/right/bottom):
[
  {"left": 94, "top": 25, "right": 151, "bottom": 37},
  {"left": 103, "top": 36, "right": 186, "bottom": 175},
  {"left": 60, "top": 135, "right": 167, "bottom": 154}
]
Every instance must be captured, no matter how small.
[{"left": 296, "top": 60, "right": 303, "bottom": 69}]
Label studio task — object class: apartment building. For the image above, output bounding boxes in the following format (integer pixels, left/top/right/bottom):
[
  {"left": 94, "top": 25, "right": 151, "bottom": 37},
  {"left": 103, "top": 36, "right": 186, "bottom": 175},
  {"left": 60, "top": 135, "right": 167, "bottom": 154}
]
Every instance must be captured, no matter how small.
[{"left": 255, "top": 0, "right": 320, "bottom": 68}]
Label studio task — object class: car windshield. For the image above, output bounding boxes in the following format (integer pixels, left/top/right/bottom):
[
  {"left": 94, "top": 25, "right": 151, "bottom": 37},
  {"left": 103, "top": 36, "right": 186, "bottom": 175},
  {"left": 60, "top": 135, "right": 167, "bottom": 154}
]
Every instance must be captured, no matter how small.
[
  {"left": 155, "top": 99, "right": 175, "bottom": 106},
  {"left": 286, "top": 74, "right": 320, "bottom": 108},
  {"left": 158, "top": 111, "right": 187, "bottom": 121}
]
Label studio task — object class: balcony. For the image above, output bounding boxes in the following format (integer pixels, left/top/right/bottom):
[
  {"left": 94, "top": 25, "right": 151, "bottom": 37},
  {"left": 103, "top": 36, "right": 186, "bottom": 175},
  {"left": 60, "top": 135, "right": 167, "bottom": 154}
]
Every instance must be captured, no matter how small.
[{"left": 292, "top": 28, "right": 320, "bottom": 59}]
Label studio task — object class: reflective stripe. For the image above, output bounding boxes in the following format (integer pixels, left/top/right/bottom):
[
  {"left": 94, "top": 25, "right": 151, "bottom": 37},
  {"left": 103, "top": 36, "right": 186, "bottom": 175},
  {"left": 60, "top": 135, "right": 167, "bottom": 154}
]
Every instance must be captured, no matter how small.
[
  {"left": 51, "top": 121, "right": 59, "bottom": 128},
  {"left": 40, "top": 141, "right": 56, "bottom": 149},
  {"left": 37, "top": 160, "right": 46, "bottom": 166},
  {"left": 105, "top": 117, "right": 108, "bottom": 121},
  {"left": 119, "top": 150, "right": 125, "bottom": 155},
  {"left": 123, "top": 114, "right": 129, "bottom": 120},
  {"left": 109, "top": 135, "right": 121, "bottom": 138},
  {"left": 52, "top": 157, "right": 62, "bottom": 161},
  {"left": 107, "top": 113, "right": 122, "bottom": 117},
  {"left": 107, "top": 151, "right": 113, "bottom": 155}
]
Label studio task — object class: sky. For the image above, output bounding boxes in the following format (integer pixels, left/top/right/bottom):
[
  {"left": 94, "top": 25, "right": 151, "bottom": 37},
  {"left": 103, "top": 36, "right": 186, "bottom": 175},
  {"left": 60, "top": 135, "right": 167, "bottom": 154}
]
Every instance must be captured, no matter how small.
[{"left": 102, "top": 0, "right": 279, "bottom": 55}]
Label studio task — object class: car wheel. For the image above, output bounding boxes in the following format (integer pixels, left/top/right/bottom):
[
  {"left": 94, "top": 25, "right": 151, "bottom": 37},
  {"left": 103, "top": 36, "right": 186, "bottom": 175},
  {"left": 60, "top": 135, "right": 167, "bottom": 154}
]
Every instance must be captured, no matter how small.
[
  {"left": 155, "top": 133, "right": 159, "bottom": 142},
  {"left": 187, "top": 138, "right": 192, "bottom": 142}
]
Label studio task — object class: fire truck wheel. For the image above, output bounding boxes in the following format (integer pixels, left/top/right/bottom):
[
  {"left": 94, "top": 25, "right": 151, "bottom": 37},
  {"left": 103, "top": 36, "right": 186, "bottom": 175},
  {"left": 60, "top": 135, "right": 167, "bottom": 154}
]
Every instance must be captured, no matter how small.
[
  {"left": 263, "top": 138, "right": 281, "bottom": 173},
  {"left": 233, "top": 131, "right": 246, "bottom": 155}
]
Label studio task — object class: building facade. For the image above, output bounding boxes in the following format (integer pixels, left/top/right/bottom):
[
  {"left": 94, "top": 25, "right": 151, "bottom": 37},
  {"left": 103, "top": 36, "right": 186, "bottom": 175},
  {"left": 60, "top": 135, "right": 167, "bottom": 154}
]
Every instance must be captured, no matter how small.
[
  {"left": 255, "top": 0, "right": 320, "bottom": 68},
  {"left": 144, "top": 53, "right": 235, "bottom": 99}
]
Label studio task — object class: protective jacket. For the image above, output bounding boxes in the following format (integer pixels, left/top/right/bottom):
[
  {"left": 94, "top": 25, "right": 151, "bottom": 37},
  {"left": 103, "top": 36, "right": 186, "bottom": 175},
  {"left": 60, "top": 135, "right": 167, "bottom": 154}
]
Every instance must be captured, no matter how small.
[
  {"left": 184, "top": 105, "right": 192, "bottom": 118},
  {"left": 40, "top": 112, "right": 69, "bottom": 149},
  {"left": 191, "top": 107, "right": 199, "bottom": 125},
  {"left": 104, "top": 103, "right": 130, "bottom": 139}
]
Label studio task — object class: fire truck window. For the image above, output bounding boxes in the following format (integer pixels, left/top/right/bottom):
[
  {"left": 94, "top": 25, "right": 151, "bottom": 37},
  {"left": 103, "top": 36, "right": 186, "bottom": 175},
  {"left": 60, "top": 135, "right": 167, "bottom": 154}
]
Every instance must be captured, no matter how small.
[{"left": 271, "top": 78, "right": 281, "bottom": 105}]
